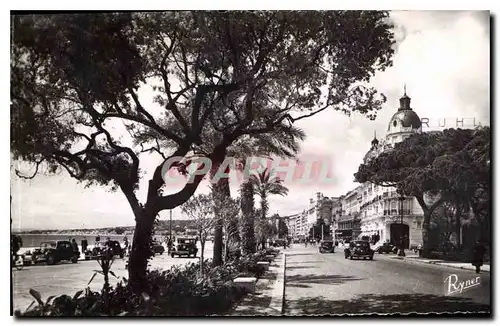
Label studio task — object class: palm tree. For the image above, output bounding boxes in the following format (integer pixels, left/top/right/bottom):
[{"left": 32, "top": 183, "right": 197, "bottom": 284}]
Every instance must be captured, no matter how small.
[
  {"left": 251, "top": 167, "right": 289, "bottom": 249},
  {"left": 211, "top": 124, "right": 305, "bottom": 264},
  {"left": 239, "top": 181, "right": 256, "bottom": 255}
]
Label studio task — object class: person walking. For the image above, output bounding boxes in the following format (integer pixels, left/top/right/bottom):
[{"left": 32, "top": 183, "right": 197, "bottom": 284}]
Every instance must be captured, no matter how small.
[{"left": 472, "top": 240, "right": 487, "bottom": 274}]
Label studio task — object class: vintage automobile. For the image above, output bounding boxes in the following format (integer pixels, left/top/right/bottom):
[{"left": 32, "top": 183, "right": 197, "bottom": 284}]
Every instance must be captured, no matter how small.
[
  {"left": 171, "top": 236, "right": 198, "bottom": 258},
  {"left": 376, "top": 242, "right": 397, "bottom": 254},
  {"left": 344, "top": 240, "right": 374, "bottom": 260},
  {"left": 319, "top": 240, "right": 335, "bottom": 253},
  {"left": 85, "top": 240, "right": 125, "bottom": 260},
  {"left": 152, "top": 241, "right": 165, "bottom": 255},
  {"left": 32, "top": 241, "right": 80, "bottom": 265},
  {"left": 270, "top": 239, "right": 288, "bottom": 247}
]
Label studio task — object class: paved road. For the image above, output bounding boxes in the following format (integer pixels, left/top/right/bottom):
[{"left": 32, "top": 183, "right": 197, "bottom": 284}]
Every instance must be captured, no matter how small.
[
  {"left": 12, "top": 242, "right": 214, "bottom": 313},
  {"left": 284, "top": 245, "right": 490, "bottom": 315}
]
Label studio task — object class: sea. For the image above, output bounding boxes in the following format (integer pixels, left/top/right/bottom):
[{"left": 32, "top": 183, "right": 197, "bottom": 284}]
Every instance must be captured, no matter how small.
[{"left": 15, "top": 233, "right": 167, "bottom": 249}]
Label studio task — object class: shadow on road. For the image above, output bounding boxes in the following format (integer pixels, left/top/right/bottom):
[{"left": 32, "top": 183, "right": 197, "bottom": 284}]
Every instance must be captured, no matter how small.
[
  {"left": 286, "top": 274, "right": 363, "bottom": 286},
  {"left": 286, "top": 253, "right": 314, "bottom": 257},
  {"left": 286, "top": 265, "right": 316, "bottom": 271},
  {"left": 284, "top": 293, "right": 491, "bottom": 316}
]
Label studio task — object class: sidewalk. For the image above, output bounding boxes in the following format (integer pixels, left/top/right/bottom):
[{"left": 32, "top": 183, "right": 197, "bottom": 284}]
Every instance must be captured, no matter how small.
[
  {"left": 389, "top": 252, "right": 490, "bottom": 273},
  {"left": 229, "top": 252, "right": 285, "bottom": 316}
]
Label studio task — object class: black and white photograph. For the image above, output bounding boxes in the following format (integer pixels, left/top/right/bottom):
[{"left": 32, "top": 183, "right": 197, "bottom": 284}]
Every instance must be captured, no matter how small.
[{"left": 9, "top": 8, "right": 491, "bottom": 317}]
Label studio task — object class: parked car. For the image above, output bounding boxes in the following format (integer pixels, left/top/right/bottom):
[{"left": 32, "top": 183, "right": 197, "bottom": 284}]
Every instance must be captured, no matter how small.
[
  {"left": 32, "top": 241, "right": 80, "bottom": 265},
  {"left": 319, "top": 240, "right": 335, "bottom": 253},
  {"left": 344, "top": 240, "right": 374, "bottom": 260},
  {"left": 171, "top": 236, "right": 198, "bottom": 258},
  {"left": 152, "top": 241, "right": 165, "bottom": 255},
  {"left": 85, "top": 240, "right": 125, "bottom": 260},
  {"left": 270, "top": 239, "right": 287, "bottom": 247},
  {"left": 376, "top": 242, "right": 396, "bottom": 254}
]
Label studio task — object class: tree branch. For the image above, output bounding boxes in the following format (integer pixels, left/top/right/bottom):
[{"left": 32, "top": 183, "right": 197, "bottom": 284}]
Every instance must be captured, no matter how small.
[
  {"left": 129, "top": 88, "right": 156, "bottom": 124},
  {"left": 15, "top": 159, "right": 44, "bottom": 180}
]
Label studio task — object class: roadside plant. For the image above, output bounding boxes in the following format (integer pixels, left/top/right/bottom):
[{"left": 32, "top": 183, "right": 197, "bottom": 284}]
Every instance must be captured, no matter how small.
[{"left": 88, "top": 248, "right": 119, "bottom": 303}]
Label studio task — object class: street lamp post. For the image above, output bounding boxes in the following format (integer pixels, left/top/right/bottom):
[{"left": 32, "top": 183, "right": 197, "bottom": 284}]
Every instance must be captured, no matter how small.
[
  {"left": 398, "top": 195, "right": 406, "bottom": 257},
  {"left": 169, "top": 209, "right": 173, "bottom": 253}
]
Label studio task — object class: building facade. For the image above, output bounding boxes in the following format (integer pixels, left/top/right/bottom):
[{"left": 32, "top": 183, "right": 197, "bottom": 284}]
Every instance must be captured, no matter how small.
[
  {"left": 357, "top": 91, "right": 425, "bottom": 248},
  {"left": 287, "top": 90, "right": 485, "bottom": 250}
]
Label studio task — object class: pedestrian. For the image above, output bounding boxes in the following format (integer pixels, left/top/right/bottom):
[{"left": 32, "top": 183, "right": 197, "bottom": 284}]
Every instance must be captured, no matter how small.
[
  {"left": 123, "top": 237, "right": 129, "bottom": 255},
  {"left": 167, "top": 238, "right": 172, "bottom": 255},
  {"left": 71, "top": 238, "right": 79, "bottom": 252},
  {"left": 472, "top": 239, "right": 486, "bottom": 274},
  {"left": 81, "top": 237, "right": 88, "bottom": 253},
  {"left": 105, "top": 237, "right": 112, "bottom": 248},
  {"left": 11, "top": 235, "right": 22, "bottom": 262}
]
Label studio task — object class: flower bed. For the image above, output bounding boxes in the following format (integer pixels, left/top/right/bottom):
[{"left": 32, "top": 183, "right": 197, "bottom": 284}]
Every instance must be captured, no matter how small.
[{"left": 16, "top": 250, "right": 278, "bottom": 317}]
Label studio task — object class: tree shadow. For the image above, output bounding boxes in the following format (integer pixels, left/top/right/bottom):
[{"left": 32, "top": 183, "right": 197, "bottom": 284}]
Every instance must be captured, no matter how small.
[
  {"left": 229, "top": 293, "right": 275, "bottom": 316},
  {"left": 286, "top": 265, "right": 316, "bottom": 271},
  {"left": 286, "top": 253, "right": 312, "bottom": 257},
  {"left": 284, "top": 293, "right": 491, "bottom": 316},
  {"left": 286, "top": 274, "right": 363, "bottom": 285},
  {"left": 288, "top": 260, "right": 324, "bottom": 264}
]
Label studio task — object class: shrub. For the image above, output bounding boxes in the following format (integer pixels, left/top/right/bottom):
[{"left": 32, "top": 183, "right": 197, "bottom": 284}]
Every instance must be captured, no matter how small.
[{"left": 16, "top": 257, "right": 256, "bottom": 316}]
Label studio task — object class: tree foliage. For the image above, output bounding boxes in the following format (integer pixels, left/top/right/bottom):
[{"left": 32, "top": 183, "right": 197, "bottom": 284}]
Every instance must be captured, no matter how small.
[
  {"left": 13, "top": 11, "right": 395, "bottom": 202},
  {"left": 11, "top": 11, "right": 396, "bottom": 287},
  {"left": 355, "top": 127, "right": 490, "bottom": 252},
  {"left": 181, "top": 193, "right": 215, "bottom": 273}
]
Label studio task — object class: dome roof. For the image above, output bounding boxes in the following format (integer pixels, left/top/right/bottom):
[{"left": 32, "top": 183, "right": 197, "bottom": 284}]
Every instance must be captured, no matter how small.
[
  {"left": 387, "top": 89, "right": 422, "bottom": 130},
  {"left": 388, "top": 109, "right": 422, "bottom": 129}
]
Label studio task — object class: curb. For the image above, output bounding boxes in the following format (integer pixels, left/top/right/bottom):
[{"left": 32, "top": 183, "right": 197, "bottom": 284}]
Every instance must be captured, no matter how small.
[
  {"left": 228, "top": 251, "right": 286, "bottom": 316},
  {"left": 267, "top": 252, "right": 285, "bottom": 315},
  {"left": 390, "top": 256, "right": 491, "bottom": 273}
]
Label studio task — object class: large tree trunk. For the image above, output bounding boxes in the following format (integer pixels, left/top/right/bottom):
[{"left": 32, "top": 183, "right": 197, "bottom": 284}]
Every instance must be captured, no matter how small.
[
  {"left": 454, "top": 200, "right": 462, "bottom": 251},
  {"left": 128, "top": 209, "right": 155, "bottom": 291},
  {"left": 211, "top": 177, "right": 230, "bottom": 266},
  {"left": 240, "top": 181, "right": 256, "bottom": 255},
  {"left": 416, "top": 194, "right": 445, "bottom": 258},
  {"left": 421, "top": 212, "right": 431, "bottom": 257}
]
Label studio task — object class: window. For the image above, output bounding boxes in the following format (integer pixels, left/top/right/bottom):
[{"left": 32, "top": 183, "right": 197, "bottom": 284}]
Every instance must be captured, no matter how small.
[{"left": 393, "top": 120, "right": 397, "bottom": 127}]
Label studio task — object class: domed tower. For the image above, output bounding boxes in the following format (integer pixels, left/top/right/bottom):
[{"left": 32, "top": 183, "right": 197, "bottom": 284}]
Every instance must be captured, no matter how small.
[
  {"left": 363, "top": 131, "right": 380, "bottom": 163},
  {"left": 386, "top": 87, "right": 422, "bottom": 146}
]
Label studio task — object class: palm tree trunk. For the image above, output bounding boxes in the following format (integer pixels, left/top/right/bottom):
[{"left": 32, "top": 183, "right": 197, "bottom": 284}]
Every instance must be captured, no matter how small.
[
  {"left": 260, "top": 196, "right": 268, "bottom": 250},
  {"left": 240, "top": 181, "right": 256, "bottom": 255}
]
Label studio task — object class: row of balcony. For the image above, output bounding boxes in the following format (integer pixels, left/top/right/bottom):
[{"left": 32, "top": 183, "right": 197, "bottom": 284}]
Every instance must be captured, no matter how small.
[{"left": 336, "top": 209, "right": 412, "bottom": 222}]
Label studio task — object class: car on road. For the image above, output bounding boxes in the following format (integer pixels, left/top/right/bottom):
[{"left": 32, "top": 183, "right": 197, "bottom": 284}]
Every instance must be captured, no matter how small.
[
  {"left": 270, "top": 239, "right": 287, "bottom": 247},
  {"left": 152, "top": 241, "right": 165, "bottom": 255},
  {"left": 32, "top": 241, "right": 80, "bottom": 265},
  {"left": 375, "top": 242, "right": 397, "bottom": 254},
  {"left": 319, "top": 240, "right": 335, "bottom": 253},
  {"left": 344, "top": 240, "right": 374, "bottom": 260},
  {"left": 171, "top": 236, "right": 198, "bottom": 258},
  {"left": 85, "top": 240, "right": 125, "bottom": 260}
]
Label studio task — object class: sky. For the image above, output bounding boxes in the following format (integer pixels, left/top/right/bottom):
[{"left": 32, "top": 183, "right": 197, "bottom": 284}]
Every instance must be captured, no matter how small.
[{"left": 10, "top": 11, "right": 491, "bottom": 232}]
